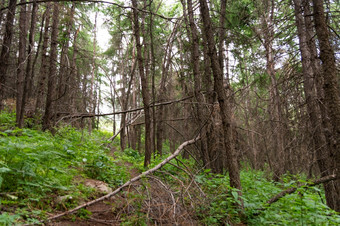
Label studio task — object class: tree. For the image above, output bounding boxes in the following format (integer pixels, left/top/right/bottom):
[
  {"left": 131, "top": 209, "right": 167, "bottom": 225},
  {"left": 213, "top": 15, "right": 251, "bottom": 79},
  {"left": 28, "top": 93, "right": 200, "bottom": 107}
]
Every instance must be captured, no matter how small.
[
  {"left": 312, "top": 0, "right": 340, "bottom": 212},
  {"left": 132, "top": 0, "right": 152, "bottom": 167},
  {"left": 199, "top": 0, "right": 242, "bottom": 198},
  {"left": 42, "top": 2, "right": 60, "bottom": 132},
  {"left": 0, "top": 0, "right": 17, "bottom": 110}
]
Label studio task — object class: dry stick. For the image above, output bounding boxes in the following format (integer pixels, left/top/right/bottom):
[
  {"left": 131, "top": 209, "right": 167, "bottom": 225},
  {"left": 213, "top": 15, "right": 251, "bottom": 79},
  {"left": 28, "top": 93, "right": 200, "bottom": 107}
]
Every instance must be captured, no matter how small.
[
  {"left": 47, "top": 135, "right": 200, "bottom": 222},
  {"left": 147, "top": 176, "right": 177, "bottom": 219}
]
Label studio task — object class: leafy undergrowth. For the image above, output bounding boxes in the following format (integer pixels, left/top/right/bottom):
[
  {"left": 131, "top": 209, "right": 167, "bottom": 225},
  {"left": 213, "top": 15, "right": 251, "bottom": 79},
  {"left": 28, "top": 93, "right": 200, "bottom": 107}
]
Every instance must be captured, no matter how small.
[
  {"left": 113, "top": 147, "right": 340, "bottom": 225},
  {"left": 196, "top": 167, "right": 340, "bottom": 225},
  {"left": 0, "top": 112, "right": 339, "bottom": 225},
  {"left": 0, "top": 112, "right": 128, "bottom": 224}
]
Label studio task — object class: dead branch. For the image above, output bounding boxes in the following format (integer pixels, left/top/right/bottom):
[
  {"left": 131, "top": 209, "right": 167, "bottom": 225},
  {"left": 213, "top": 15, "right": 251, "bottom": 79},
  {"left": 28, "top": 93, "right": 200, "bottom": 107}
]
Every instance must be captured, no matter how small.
[
  {"left": 57, "top": 96, "right": 193, "bottom": 121},
  {"left": 47, "top": 135, "right": 200, "bottom": 222},
  {"left": 266, "top": 174, "right": 339, "bottom": 205},
  {"left": 252, "top": 174, "right": 340, "bottom": 216}
]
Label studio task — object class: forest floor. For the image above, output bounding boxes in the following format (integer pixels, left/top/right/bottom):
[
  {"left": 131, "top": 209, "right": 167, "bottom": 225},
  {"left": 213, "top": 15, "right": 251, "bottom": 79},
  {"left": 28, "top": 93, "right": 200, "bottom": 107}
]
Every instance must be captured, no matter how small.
[
  {"left": 0, "top": 112, "right": 339, "bottom": 225},
  {"left": 49, "top": 148, "right": 199, "bottom": 225}
]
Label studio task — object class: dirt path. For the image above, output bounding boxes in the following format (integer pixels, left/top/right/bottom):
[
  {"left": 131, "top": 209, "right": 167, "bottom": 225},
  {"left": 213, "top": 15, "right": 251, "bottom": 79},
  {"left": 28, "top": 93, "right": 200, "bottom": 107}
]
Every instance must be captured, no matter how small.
[{"left": 48, "top": 148, "right": 198, "bottom": 225}]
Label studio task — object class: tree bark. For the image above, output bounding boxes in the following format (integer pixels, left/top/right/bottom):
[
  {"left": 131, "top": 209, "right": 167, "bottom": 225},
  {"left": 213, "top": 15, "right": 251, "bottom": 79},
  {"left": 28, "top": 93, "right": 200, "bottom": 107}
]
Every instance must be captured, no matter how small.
[
  {"left": 132, "top": 0, "right": 152, "bottom": 167},
  {"left": 199, "top": 0, "right": 242, "bottom": 198},
  {"left": 35, "top": 3, "right": 51, "bottom": 114},
  {"left": 16, "top": 0, "right": 28, "bottom": 126},
  {"left": 0, "top": 0, "right": 16, "bottom": 110},
  {"left": 312, "top": 0, "right": 340, "bottom": 212},
  {"left": 42, "top": 2, "right": 60, "bottom": 132},
  {"left": 19, "top": 0, "right": 38, "bottom": 128},
  {"left": 57, "top": 3, "right": 75, "bottom": 113}
]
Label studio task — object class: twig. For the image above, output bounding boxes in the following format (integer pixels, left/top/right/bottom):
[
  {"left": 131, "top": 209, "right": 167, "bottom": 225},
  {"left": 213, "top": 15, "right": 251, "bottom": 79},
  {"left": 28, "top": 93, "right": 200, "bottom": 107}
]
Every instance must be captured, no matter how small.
[{"left": 47, "top": 135, "right": 200, "bottom": 222}]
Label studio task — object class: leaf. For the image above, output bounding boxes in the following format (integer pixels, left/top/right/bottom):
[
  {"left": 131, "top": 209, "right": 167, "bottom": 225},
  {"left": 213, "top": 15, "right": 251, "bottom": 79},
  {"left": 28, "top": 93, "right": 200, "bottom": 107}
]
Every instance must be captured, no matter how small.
[
  {"left": 231, "top": 191, "right": 239, "bottom": 201},
  {"left": 0, "top": 167, "right": 11, "bottom": 173}
]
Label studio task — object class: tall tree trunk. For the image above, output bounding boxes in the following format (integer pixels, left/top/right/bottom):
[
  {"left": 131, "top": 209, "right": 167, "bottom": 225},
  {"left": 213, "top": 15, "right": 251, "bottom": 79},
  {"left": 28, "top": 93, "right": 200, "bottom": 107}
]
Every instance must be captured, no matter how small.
[
  {"left": 261, "top": 0, "right": 285, "bottom": 181},
  {"left": 132, "top": 0, "right": 152, "bottom": 167},
  {"left": 312, "top": 0, "right": 340, "bottom": 212},
  {"left": 57, "top": 3, "right": 75, "bottom": 113},
  {"left": 16, "top": 0, "right": 28, "bottom": 126},
  {"left": 42, "top": 2, "right": 60, "bottom": 132},
  {"left": 199, "top": 0, "right": 242, "bottom": 199},
  {"left": 186, "top": 0, "right": 211, "bottom": 168},
  {"left": 19, "top": 0, "right": 38, "bottom": 128},
  {"left": 0, "top": 0, "right": 16, "bottom": 110},
  {"left": 89, "top": 11, "right": 98, "bottom": 134},
  {"left": 69, "top": 27, "right": 79, "bottom": 113},
  {"left": 35, "top": 3, "right": 51, "bottom": 114},
  {"left": 293, "top": 0, "right": 337, "bottom": 210}
]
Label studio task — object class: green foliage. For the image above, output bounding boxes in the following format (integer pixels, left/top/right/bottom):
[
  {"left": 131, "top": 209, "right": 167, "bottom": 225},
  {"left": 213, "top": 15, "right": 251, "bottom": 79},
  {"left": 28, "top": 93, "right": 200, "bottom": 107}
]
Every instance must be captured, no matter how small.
[
  {"left": 195, "top": 167, "right": 340, "bottom": 225},
  {"left": 0, "top": 112, "right": 128, "bottom": 224}
]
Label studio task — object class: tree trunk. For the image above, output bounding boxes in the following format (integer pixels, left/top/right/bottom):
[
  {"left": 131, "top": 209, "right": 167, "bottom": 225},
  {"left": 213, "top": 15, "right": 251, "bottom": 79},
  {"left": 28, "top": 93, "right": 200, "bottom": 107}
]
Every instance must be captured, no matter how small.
[
  {"left": 35, "top": 4, "right": 51, "bottom": 115},
  {"left": 261, "top": 0, "right": 285, "bottom": 181},
  {"left": 57, "top": 3, "right": 75, "bottom": 113},
  {"left": 312, "top": 0, "right": 340, "bottom": 212},
  {"left": 42, "top": 2, "right": 60, "bottom": 132},
  {"left": 0, "top": 0, "right": 16, "bottom": 110},
  {"left": 89, "top": 11, "right": 98, "bottom": 134},
  {"left": 16, "top": 0, "right": 28, "bottom": 126},
  {"left": 19, "top": 0, "right": 38, "bottom": 128},
  {"left": 199, "top": 0, "right": 242, "bottom": 198},
  {"left": 132, "top": 0, "right": 152, "bottom": 167}
]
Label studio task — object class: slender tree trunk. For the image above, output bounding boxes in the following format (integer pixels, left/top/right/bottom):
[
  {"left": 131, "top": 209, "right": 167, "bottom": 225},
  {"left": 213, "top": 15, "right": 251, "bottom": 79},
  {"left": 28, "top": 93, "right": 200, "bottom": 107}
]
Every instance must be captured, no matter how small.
[
  {"left": 312, "top": 0, "right": 340, "bottom": 212},
  {"left": 42, "top": 2, "right": 60, "bottom": 132},
  {"left": 132, "top": 0, "right": 152, "bottom": 167},
  {"left": 57, "top": 3, "right": 75, "bottom": 112},
  {"left": 35, "top": 3, "right": 51, "bottom": 114},
  {"left": 16, "top": 0, "right": 28, "bottom": 126},
  {"left": 186, "top": 0, "right": 211, "bottom": 167},
  {"left": 19, "top": 0, "right": 38, "bottom": 128},
  {"left": 69, "top": 27, "right": 79, "bottom": 113},
  {"left": 89, "top": 11, "right": 98, "bottom": 134},
  {"left": 199, "top": 0, "right": 242, "bottom": 199},
  {"left": 149, "top": 1, "right": 157, "bottom": 155},
  {"left": 0, "top": 0, "right": 16, "bottom": 110},
  {"left": 261, "top": 0, "right": 285, "bottom": 181}
]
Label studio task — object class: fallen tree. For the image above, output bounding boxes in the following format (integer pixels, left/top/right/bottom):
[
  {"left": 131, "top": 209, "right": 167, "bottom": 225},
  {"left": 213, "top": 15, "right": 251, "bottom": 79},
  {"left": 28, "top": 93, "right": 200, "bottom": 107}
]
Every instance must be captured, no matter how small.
[{"left": 47, "top": 135, "right": 200, "bottom": 222}]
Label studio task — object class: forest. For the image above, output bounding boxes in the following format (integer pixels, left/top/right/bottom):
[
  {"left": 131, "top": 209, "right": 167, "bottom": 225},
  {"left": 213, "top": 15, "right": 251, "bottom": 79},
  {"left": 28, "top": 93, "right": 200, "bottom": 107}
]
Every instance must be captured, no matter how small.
[{"left": 0, "top": 0, "right": 339, "bottom": 225}]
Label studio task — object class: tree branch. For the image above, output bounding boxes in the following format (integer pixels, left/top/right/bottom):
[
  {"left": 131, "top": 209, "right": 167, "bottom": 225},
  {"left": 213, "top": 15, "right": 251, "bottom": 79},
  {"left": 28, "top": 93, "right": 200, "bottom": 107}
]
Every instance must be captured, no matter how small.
[
  {"left": 266, "top": 174, "right": 339, "bottom": 205},
  {"left": 57, "top": 95, "right": 193, "bottom": 121}
]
